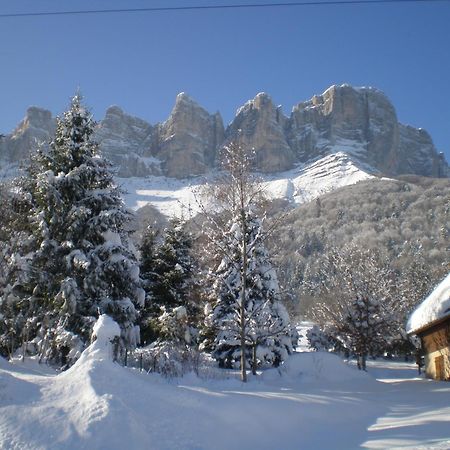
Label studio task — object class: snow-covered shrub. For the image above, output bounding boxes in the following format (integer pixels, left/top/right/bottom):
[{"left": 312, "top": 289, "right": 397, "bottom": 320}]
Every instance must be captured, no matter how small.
[
  {"left": 132, "top": 343, "right": 202, "bottom": 378},
  {"left": 307, "top": 325, "right": 336, "bottom": 352}
]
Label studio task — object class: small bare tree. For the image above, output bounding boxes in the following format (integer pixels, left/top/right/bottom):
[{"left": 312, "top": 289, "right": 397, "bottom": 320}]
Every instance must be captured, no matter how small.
[{"left": 309, "top": 247, "right": 394, "bottom": 369}]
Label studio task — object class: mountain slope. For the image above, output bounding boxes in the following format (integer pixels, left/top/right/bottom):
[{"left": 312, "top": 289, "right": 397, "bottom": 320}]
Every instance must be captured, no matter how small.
[
  {"left": 119, "top": 152, "right": 377, "bottom": 217},
  {"left": 269, "top": 175, "right": 450, "bottom": 314}
]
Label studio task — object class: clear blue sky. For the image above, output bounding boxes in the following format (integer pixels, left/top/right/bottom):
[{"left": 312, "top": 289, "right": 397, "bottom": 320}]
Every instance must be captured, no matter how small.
[{"left": 1, "top": 0, "right": 449, "bottom": 162}]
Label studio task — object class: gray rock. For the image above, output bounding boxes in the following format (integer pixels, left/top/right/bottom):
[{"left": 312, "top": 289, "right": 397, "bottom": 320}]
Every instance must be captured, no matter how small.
[
  {"left": 287, "top": 84, "right": 448, "bottom": 177},
  {"left": 157, "top": 93, "right": 224, "bottom": 178},
  {"left": 1, "top": 85, "right": 448, "bottom": 179},
  {"left": 226, "top": 92, "right": 295, "bottom": 172},
  {"left": 0, "top": 107, "right": 55, "bottom": 163},
  {"left": 95, "top": 106, "right": 161, "bottom": 177}
]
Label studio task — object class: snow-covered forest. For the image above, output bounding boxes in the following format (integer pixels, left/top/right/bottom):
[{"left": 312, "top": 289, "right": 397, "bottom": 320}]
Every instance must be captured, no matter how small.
[
  {"left": 1, "top": 96, "right": 449, "bottom": 449},
  {"left": 0, "top": 96, "right": 298, "bottom": 379}
]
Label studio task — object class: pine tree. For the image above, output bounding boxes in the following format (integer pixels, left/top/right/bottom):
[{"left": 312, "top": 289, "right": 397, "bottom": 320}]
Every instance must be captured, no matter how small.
[
  {"left": 199, "top": 142, "right": 296, "bottom": 380},
  {"left": 152, "top": 218, "right": 195, "bottom": 310},
  {"left": 0, "top": 180, "right": 39, "bottom": 358},
  {"left": 0, "top": 95, "right": 144, "bottom": 366},
  {"left": 139, "top": 218, "right": 198, "bottom": 344},
  {"left": 203, "top": 210, "right": 295, "bottom": 373}
]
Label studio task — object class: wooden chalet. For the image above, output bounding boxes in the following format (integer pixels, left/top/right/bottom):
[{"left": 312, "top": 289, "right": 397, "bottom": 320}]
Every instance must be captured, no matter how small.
[{"left": 407, "top": 273, "right": 450, "bottom": 381}]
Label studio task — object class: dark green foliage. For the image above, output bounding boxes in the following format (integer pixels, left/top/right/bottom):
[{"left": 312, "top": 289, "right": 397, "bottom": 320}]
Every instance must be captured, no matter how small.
[
  {"left": 139, "top": 218, "right": 198, "bottom": 343},
  {"left": 0, "top": 95, "right": 143, "bottom": 366}
]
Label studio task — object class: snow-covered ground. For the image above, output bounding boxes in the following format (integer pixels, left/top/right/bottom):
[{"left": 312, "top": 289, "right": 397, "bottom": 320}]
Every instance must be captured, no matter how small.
[
  {"left": 118, "top": 152, "right": 377, "bottom": 217},
  {"left": 1, "top": 336, "right": 449, "bottom": 449}
]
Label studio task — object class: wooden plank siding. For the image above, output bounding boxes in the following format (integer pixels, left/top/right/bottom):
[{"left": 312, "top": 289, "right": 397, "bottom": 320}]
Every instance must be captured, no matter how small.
[{"left": 419, "top": 319, "right": 450, "bottom": 381}]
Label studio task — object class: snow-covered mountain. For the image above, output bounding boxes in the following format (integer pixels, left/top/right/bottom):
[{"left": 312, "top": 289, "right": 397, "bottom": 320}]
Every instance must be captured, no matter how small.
[
  {"left": 119, "top": 152, "right": 376, "bottom": 217},
  {"left": 1, "top": 84, "right": 448, "bottom": 215}
]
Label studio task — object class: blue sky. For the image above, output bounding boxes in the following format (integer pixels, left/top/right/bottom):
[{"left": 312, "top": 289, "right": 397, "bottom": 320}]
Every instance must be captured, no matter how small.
[{"left": 1, "top": 0, "right": 449, "bottom": 162}]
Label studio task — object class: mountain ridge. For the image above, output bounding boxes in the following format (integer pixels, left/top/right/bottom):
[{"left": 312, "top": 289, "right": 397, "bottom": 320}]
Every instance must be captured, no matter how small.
[{"left": 1, "top": 84, "right": 448, "bottom": 180}]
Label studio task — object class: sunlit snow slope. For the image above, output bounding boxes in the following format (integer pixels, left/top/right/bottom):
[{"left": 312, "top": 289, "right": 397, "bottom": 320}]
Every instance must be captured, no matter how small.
[{"left": 119, "top": 152, "right": 377, "bottom": 217}]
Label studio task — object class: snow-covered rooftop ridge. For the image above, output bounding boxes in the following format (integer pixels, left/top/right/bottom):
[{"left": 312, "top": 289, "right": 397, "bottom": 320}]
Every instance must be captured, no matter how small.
[{"left": 407, "top": 272, "right": 450, "bottom": 334}]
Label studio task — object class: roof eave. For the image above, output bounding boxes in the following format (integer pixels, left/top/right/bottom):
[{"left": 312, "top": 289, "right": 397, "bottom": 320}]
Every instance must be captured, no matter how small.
[{"left": 407, "top": 312, "right": 450, "bottom": 336}]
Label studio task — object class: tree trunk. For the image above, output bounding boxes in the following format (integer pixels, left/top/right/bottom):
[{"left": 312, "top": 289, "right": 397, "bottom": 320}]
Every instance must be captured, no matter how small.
[
  {"left": 252, "top": 343, "right": 257, "bottom": 375},
  {"left": 239, "top": 196, "right": 248, "bottom": 383},
  {"left": 240, "top": 290, "right": 247, "bottom": 382},
  {"left": 357, "top": 354, "right": 367, "bottom": 371}
]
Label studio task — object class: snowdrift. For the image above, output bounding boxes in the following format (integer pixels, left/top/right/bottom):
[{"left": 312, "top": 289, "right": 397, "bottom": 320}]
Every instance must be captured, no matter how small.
[
  {"left": 262, "top": 351, "right": 370, "bottom": 384},
  {"left": 2, "top": 318, "right": 449, "bottom": 450}
]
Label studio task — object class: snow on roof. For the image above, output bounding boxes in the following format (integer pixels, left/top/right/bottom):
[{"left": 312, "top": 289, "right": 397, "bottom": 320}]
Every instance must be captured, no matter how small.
[{"left": 407, "top": 272, "right": 450, "bottom": 334}]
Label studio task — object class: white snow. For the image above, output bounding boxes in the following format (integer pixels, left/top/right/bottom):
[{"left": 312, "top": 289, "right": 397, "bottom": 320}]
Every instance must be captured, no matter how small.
[
  {"left": 118, "top": 152, "right": 377, "bottom": 218},
  {"left": 92, "top": 314, "right": 121, "bottom": 345},
  {"left": 1, "top": 341, "right": 450, "bottom": 450},
  {"left": 101, "top": 230, "right": 122, "bottom": 246},
  {"left": 118, "top": 175, "right": 202, "bottom": 217},
  {"left": 407, "top": 272, "right": 450, "bottom": 334}
]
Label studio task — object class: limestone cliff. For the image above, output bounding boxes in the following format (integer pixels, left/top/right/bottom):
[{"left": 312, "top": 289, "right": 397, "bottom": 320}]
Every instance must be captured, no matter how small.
[{"left": 1, "top": 85, "right": 448, "bottom": 179}]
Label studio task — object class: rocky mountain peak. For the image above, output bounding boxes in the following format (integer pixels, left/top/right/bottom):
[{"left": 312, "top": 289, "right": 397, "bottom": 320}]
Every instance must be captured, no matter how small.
[
  {"left": 287, "top": 84, "right": 448, "bottom": 177},
  {"left": 10, "top": 106, "right": 54, "bottom": 138},
  {"left": 95, "top": 105, "right": 158, "bottom": 178},
  {"left": 226, "top": 92, "right": 294, "bottom": 173},
  {"left": 158, "top": 93, "right": 224, "bottom": 178},
  {"left": 104, "top": 105, "right": 125, "bottom": 116},
  {"left": 174, "top": 91, "right": 195, "bottom": 105},
  {"left": 0, "top": 107, "right": 55, "bottom": 164},
  {"left": 1, "top": 85, "right": 448, "bottom": 180}
]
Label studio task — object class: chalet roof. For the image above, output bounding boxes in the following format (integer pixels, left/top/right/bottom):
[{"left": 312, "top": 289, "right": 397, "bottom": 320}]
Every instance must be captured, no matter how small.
[{"left": 407, "top": 272, "right": 450, "bottom": 335}]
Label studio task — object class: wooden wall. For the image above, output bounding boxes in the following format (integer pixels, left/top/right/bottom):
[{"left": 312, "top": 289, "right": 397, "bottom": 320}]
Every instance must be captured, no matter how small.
[{"left": 420, "top": 320, "right": 450, "bottom": 381}]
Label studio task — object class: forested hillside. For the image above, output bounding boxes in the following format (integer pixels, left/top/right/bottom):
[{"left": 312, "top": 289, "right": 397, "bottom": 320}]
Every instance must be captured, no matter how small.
[{"left": 270, "top": 176, "right": 450, "bottom": 316}]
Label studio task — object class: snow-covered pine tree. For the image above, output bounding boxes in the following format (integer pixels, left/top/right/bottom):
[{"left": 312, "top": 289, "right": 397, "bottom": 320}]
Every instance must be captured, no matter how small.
[
  {"left": 0, "top": 94, "right": 144, "bottom": 366},
  {"left": 203, "top": 209, "right": 295, "bottom": 374},
  {"left": 151, "top": 218, "right": 195, "bottom": 310},
  {"left": 139, "top": 218, "right": 198, "bottom": 344},
  {"left": 199, "top": 142, "right": 296, "bottom": 380},
  {"left": 0, "top": 180, "right": 39, "bottom": 359},
  {"left": 138, "top": 224, "right": 159, "bottom": 344}
]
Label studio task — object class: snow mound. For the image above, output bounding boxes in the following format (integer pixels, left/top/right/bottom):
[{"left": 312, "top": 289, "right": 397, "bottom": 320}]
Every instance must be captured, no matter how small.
[
  {"left": 92, "top": 314, "right": 121, "bottom": 345},
  {"left": 12, "top": 315, "right": 168, "bottom": 449},
  {"left": 262, "top": 352, "right": 370, "bottom": 384},
  {"left": 407, "top": 272, "right": 450, "bottom": 333}
]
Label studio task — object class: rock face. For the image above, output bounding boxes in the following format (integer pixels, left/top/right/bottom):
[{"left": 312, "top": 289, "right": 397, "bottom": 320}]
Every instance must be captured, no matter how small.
[
  {"left": 287, "top": 85, "right": 447, "bottom": 177},
  {"left": 1, "top": 85, "right": 448, "bottom": 179},
  {"left": 226, "top": 93, "right": 295, "bottom": 172},
  {"left": 95, "top": 106, "right": 160, "bottom": 177},
  {"left": 0, "top": 107, "right": 55, "bottom": 164},
  {"left": 156, "top": 93, "right": 224, "bottom": 178}
]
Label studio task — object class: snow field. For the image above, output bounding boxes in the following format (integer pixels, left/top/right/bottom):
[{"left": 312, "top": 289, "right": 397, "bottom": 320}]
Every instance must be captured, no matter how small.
[
  {"left": 118, "top": 152, "right": 376, "bottom": 217},
  {"left": 1, "top": 344, "right": 450, "bottom": 449}
]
